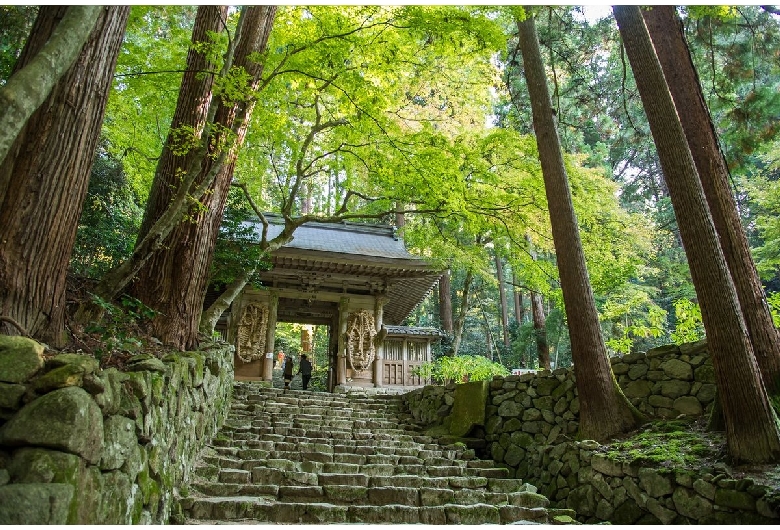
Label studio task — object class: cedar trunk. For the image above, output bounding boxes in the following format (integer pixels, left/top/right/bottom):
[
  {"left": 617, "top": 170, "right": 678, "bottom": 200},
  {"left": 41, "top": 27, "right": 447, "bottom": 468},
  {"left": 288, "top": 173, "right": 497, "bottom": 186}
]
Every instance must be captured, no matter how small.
[
  {"left": 526, "top": 234, "right": 549, "bottom": 369},
  {"left": 131, "top": 6, "right": 277, "bottom": 350},
  {"left": 643, "top": 5, "right": 780, "bottom": 396},
  {"left": 438, "top": 269, "right": 454, "bottom": 334},
  {"left": 0, "top": 6, "right": 129, "bottom": 345},
  {"left": 452, "top": 269, "right": 473, "bottom": 356},
  {"left": 517, "top": 11, "right": 641, "bottom": 441},
  {"left": 512, "top": 272, "right": 524, "bottom": 326},
  {"left": 614, "top": 5, "right": 780, "bottom": 463},
  {"left": 495, "top": 253, "right": 510, "bottom": 348},
  {"left": 530, "top": 290, "right": 550, "bottom": 370}
]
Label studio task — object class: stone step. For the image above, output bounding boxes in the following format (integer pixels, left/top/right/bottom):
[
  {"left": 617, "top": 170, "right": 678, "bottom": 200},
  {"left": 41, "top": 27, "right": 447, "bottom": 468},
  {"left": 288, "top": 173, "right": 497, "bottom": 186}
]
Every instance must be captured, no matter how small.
[
  {"left": 198, "top": 459, "right": 512, "bottom": 484},
  {"left": 210, "top": 436, "right": 459, "bottom": 455},
  {"left": 179, "top": 497, "right": 550, "bottom": 525},
  {"left": 177, "top": 381, "right": 559, "bottom": 525},
  {"left": 189, "top": 474, "right": 545, "bottom": 506},
  {"left": 233, "top": 391, "right": 406, "bottom": 409}
]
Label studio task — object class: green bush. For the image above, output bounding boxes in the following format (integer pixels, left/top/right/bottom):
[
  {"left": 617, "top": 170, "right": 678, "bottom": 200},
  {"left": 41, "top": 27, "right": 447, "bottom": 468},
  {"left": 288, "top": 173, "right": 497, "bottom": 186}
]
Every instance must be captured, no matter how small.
[
  {"left": 415, "top": 354, "right": 509, "bottom": 385},
  {"left": 670, "top": 299, "right": 706, "bottom": 345}
]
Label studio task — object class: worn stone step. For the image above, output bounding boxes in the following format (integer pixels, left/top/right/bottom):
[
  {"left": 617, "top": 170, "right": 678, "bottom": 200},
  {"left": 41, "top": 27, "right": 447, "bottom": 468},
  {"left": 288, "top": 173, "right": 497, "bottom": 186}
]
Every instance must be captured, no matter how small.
[
  {"left": 190, "top": 482, "right": 279, "bottom": 498},
  {"left": 179, "top": 498, "right": 513, "bottom": 525},
  {"left": 178, "top": 381, "right": 559, "bottom": 525}
]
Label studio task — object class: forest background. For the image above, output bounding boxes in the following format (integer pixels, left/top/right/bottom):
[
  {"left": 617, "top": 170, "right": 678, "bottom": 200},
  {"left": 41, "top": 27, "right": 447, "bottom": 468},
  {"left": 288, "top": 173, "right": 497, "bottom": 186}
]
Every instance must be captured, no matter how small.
[{"left": 1, "top": 4, "right": 779, "bottom": 375}]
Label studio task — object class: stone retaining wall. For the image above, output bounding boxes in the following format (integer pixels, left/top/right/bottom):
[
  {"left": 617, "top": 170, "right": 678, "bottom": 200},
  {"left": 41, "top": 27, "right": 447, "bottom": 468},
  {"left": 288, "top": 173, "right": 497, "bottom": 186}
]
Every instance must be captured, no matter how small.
[
  {"left": 610, "top": 339, "right": 717, "bottom": 418},
  {"left": 403, "top": 383, "right": 456, "bottom": 426},
  {"left": 403, "top": 341, "right": 780, "bottom": 524},
  {"left": 0, "top": 336, "right": 234, "bottom": 524}
]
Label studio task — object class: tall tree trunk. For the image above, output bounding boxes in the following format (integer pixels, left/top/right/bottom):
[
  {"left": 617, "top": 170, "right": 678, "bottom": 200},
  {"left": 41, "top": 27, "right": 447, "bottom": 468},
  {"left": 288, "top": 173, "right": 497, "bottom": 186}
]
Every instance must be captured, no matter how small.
[
  {"left": 452, "top": 269, "right": 473, "bottom": 356},
  {"left": 131, "top": 6, "right": 277, "bottom": 350},
  {"left": 517, "top": 10, "right": 642, "bottom": 441},
  {"left": 438, "top": 269, "right": 454, "bottom": 335},
  {"left": 525, "top": 235, "right": 550, "bottom": 369},
  {"left": 0, "top": 6, "right": 102, "bottom": 166},
  {"left": 81, "top": 6, "right": 229, "bottom": 316},
  {"left": 614, "top": 5, "right": 780, "bottom": 463},
  {"left": 512, "top": 273, "right": 524, "bottom": 325},
  {"left": 495, "top": 252, "right": 511, "bottom": 348},
  {"left": 644, "top": 5, "right": 780, "bottom": 397},
  {"left": 530, "top": 290, "right": 549, "bottom": 370},
  {"left": 395, "top": 201, "right": 406, "bottom": 230},
  {"left": 0, "top": 6, "right": 129, "bottom": 346},
  {"left": 512, "top": 274, "right": 527, "bottom": 367},
  {"left": 135, "top": 6, "right": 228, "bottom": 246}
]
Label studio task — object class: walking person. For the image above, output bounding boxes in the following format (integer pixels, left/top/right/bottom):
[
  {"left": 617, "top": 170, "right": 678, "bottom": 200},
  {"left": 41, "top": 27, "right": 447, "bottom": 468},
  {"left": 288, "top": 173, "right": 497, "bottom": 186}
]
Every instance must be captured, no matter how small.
[
  {"left": 298, "top": 354, "right": 313, "bottom": 390},
  {"left": 283, "top": 356, "right": 295, "bottom": 390}
]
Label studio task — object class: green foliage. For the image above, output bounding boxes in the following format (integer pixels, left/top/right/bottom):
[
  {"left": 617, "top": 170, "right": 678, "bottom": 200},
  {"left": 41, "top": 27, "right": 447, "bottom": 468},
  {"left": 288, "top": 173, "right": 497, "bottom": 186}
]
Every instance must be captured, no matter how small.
[
  {"left": 85, "top": 294, "right": 159, "bottom": 362},
  {"left": 743, "top": 172, "right": 780, "bottom": 285},
  {"left": 415, "top": 354, "right": 509, "bottom": 385},
  {"left": 670, "top": 299, "right": 706, "bottom": 345},
  {"left": 0, "top": 5, "right": 37, "bottom": 84},
  {"left": 209, "top": 188, "right": 271, "bottom": 288},
  {"left": 600, "top": 284, "right": 667, "bottom": 355},
  {"left": 767, "top": 292, "right": 780, "bottom": 328},
  {"left": 102, "top": 6, "right": 199, "bottom": 201},
  {"left": 71, "top": 147, "right": 143, "bottom": 277}
]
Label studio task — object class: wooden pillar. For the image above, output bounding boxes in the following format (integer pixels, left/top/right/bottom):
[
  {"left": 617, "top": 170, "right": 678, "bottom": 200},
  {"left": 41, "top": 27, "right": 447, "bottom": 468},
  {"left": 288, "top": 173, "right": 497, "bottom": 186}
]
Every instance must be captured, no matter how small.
[
  {"left": 263, "top": 292, "right": 278, "bottom": 382},
  {"left": 373, "top": 295, "right": 387, "bottom": 388},
  {"left": 402, "top": 337, "right": 409, "bottom": 386},
  {"left": 337, "top": 297, "right": 349, "bottom": 386}
]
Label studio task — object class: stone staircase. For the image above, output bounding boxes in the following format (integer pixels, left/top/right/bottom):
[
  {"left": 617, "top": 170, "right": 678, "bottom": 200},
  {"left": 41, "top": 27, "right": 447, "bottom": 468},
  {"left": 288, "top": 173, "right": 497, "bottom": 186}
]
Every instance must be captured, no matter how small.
[{"left": 174, "top": 382, "right": 575, "bottom": 524}]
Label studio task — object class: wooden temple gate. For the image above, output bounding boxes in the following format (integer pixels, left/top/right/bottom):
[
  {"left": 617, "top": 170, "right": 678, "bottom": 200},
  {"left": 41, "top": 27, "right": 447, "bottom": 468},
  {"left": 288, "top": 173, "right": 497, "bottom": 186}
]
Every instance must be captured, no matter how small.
[{"left": 218, "top": 216, "right": 443, "bottom": 391}]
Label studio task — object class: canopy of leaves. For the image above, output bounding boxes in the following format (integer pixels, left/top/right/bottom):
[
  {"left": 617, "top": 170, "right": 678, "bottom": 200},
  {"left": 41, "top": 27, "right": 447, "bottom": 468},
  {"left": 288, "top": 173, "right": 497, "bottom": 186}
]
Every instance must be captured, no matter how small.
[{"left": 74, "top": 5, "right": 780, "bottom": 364}]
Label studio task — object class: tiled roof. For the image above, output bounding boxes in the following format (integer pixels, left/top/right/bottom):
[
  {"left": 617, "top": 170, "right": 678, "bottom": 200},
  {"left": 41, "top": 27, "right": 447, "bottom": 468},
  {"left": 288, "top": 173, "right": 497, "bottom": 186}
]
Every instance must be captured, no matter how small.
[
  {"left": 241, "top": 215, "right": 443, "bottom": 325},
  {"left": 252, "top": 218, "right": 415, "bottom": 260},
  {"left": 384, "top": 326, "right": 443, "bottom": 338}
]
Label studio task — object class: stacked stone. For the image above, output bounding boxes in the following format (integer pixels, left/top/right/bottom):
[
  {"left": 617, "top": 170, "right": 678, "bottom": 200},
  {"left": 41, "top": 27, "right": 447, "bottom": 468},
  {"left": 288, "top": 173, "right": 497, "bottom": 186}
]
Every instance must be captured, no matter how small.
[
  {"left": 0, "top": 336, "right": 234, "bottom": 524},
  {"left": 484, "top": 369, "right": 579, "bottom": 481},
  {"left": 559, "top": 442, "right": 778, "bottom": 524},
  {"left": 403, "top": 383, "right": 456, "bottom": 427},
  {"left": 609, "top": 340, "right": 717, "bottom": 418},
  {"left": 402, "top": 339, "right": 779, "bottom": 524}
]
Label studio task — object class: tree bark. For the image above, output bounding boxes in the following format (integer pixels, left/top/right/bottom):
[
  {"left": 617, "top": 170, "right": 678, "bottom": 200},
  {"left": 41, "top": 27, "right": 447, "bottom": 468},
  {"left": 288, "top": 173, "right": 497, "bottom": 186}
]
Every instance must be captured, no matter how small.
[
  {"left": 438, "top": 269, "right": 454, "bottom": 334},
  {"left": 0, "top": 6, "right": 102, "bottom": 167},
  {"left": 525, "top": 234, "right": 550, "bottom": 369},
  {"left": 517, "top": 10, "right": 642, "bottom": 441},
  {"left": 77, "top": 6, "right": 229, "bottom": 320},
  {"left": 495, "top": 252, "right": 511, "bottom": 348},
  {"left": 452, "top": 269, "right": 473, "bottom": 356},
  {"left": 530, "top": 289, "right": 549, "bottom": 370},
  {"left": 0, "top": 6, "right": 129, "bottom": 346},
  {"left": 135, "top": 6, "right": 228, "bottom": 246},
  {"left": 643, "top": 5, "right": 780, "bottom": 397},
  {"left": 512, "top": 272, "right": 525, "bottom": 326},
  {"left": 131, "top": 6, "right": 277, "bottom": 350},
  {"left": 614, "top": 4, "right": 780, "bottom": 463}
]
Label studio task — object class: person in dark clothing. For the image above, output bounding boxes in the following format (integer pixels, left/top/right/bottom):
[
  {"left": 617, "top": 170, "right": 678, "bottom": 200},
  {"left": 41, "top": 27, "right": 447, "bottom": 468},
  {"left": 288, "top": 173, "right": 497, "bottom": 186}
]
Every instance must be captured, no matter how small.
[
  {"left": 298, "top": 354, "right": 313, "bottom": 390},
  {"left": 283, "top": 356, "right": 295, "bottom": 390}
]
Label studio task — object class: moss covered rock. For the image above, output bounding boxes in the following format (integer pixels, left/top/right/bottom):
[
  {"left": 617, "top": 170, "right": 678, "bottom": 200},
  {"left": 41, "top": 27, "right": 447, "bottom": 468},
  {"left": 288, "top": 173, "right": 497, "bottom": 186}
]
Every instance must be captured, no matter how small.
[
  {"left": 448, "top": 380, "right": 488, "bottom": 437},
  {"left": 0, "top": 483, "right": 73, "bottom": 524},
  {"left": 0, "top": 382, "right": 25, "bottom": 411},
  {"left": 0, "top": 335, "right": 44, "bottom": 384},
  {"left": 0, "top": 386, "right": 104, "bottom": 464},
  {"left": 101, "top": 415, "right": 137, "bottom": 471}
]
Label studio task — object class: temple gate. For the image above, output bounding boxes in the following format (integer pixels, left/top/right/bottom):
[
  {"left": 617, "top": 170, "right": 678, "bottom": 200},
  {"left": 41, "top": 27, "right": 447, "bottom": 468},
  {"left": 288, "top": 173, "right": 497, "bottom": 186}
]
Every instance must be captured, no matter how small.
[{"left": 215, "top": 215, "right": 444, "bottom": 391}]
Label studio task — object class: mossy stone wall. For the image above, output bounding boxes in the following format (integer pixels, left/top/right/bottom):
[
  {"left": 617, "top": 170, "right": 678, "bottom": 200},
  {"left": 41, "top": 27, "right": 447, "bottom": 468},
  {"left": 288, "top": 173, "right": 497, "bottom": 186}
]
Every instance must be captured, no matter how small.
[
  {"left": 0, "top": 335, "right": 234, "bottom": 524},
  {"left": 403, "top": 340, "right": 780, "bottom": 524}
]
